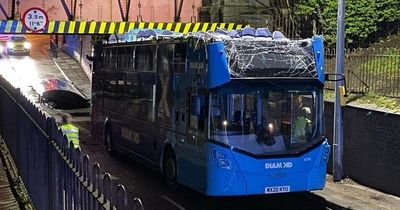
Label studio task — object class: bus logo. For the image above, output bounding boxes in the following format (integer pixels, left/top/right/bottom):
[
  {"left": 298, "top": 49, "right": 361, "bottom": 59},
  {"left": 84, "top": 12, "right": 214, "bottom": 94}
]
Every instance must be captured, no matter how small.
[
  {"left": 265, "top": 162, "right": 293, "bottom": 169},
  {"left": 121, "top": 127, "right": 140, "bottom": 144}
]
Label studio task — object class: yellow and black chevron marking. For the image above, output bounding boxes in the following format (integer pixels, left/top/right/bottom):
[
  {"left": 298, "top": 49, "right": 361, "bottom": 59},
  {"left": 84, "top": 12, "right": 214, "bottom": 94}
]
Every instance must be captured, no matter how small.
[{"left": 0, "top": 20, "right": 243, "bottom": 34}]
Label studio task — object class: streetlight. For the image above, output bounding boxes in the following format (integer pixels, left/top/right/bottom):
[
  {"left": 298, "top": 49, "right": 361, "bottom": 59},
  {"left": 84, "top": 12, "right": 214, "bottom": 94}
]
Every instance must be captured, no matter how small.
[{"left": 333, "top": 0, "right": 345, "bottom": 182}]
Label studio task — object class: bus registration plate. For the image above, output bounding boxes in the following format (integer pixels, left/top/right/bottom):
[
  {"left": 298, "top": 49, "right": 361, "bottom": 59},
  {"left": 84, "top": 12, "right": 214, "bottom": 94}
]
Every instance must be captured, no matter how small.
[{"left": 265, "top": 185, "right": 290, "bottom": 194}]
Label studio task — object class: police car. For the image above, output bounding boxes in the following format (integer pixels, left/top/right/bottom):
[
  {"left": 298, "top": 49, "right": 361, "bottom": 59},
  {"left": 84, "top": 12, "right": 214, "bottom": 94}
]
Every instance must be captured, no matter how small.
[{"left": 6, "top": 35, "right": 31, "bottom": 55}]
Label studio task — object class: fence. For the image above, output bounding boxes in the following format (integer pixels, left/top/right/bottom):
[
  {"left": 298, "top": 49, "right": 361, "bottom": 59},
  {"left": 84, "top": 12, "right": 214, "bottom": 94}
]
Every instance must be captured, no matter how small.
[
  {"left": 0, "top": 76, "right": 144, "bottom": 210},
  {"left": 324, "top": 48, "right": 400, "bottom": 98}
]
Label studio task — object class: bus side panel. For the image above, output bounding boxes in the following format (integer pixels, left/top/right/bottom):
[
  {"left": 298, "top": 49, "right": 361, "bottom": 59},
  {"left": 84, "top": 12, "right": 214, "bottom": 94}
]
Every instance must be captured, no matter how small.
[
  {"left": 205, "top": 143, "right": 247, "bottom": 196},
  {"left": 90, "top": 74, "right": 103, "bottom": 142}
]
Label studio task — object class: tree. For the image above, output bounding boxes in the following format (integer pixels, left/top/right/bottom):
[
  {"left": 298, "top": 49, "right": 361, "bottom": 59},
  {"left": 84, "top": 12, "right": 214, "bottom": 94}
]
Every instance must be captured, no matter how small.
[{"left": 295, "top": 0, "right": 400, "bottom": 48}]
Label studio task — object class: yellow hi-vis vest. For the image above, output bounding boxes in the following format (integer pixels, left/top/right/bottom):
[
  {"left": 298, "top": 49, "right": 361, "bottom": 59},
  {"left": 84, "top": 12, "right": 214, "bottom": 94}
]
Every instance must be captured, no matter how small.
[
  {"left": 61, "top": 123, "right": 80, "bottom": 148},
  {"left": 293, "top": 116, "right": 312, "bottom": 144}
]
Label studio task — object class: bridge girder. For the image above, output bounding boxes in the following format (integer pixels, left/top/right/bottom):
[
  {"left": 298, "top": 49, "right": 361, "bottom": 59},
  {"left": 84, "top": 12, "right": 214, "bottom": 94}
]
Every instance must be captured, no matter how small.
[
  {"left": 0, "top": 20, "right": 242, "bottom": 35},
  {"left": 117, "top": 0, "right": 132, "bottom": 21},
  {"left": 0, "top": 0, "right": 15, "bottom": 20}
]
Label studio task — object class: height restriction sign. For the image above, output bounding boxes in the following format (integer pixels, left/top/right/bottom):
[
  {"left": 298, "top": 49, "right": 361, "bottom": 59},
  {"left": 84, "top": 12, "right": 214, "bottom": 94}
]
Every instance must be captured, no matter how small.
[{"left": 22, "top": 7, "right": 49, "bottom": 32}]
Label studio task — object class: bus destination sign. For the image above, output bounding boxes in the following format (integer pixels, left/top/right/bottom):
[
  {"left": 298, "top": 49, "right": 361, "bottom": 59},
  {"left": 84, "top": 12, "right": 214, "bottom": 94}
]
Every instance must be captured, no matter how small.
[{"left": 22, "top": 7, "right": 49, "bottom": 32}]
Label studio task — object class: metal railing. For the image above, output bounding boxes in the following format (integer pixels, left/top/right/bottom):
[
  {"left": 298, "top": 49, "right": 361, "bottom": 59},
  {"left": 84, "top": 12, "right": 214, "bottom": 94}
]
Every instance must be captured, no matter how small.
[
  {"left": 0, "top": 76, "right": 144, "bottom": 210},
  {"left": 325, "top": 48, "right": 400, "bottom": 97},
  {"left": 50, "top": 39, "right": 58, "bottom": 58}
]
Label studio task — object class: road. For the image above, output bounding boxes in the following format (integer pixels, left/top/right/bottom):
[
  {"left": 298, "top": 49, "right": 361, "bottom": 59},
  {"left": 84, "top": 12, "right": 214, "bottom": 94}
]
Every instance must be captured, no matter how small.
[
  {"left": 0, "top": 35, "right": 66, "bottom": 97},
  {"left": 1, "top": 35, "right": 337, "bottom": 210}
]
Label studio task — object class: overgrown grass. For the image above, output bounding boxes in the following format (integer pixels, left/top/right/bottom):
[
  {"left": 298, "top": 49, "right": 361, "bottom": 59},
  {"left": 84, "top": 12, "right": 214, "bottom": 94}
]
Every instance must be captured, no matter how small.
[
  {"left": 358, "top": 49, "right": 400, "bottom": 76},
  {"left": 324, "top": 90, "right": 400, "bottom": 113}
]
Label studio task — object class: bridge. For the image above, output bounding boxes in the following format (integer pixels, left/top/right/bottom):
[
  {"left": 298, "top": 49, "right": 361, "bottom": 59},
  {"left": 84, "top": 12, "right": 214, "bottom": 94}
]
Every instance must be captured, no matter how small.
[{"left": 0, "top": 3, "right": 399, "bottom": 210}]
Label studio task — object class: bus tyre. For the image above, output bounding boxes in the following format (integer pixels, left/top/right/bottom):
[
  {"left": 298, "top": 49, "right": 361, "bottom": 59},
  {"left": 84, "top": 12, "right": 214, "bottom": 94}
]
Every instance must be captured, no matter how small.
[
  {"left": 105, "top": 128, "right": 114, "bottom": 155},
  {"left": 164, "top": 149, "right": 179, "bottom": 190}
]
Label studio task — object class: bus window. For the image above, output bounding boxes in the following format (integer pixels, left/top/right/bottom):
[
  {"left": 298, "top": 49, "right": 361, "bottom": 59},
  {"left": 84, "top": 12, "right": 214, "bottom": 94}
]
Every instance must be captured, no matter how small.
[
  {"left": 117, "top": 47, "right": 126, "bottom": 69},
  {"left": 135, "top": 45, "right": 156, "bottom": 72},
  {"left": 189, "top": 94, "right": 206, "bottom": 131},
  {"left": 125, "top": 47, "right": 135, "bottom": 70},
  {"left": 290, "top": 92, "right": 316, "bottom": 145},
  {"left": 102, "top": 48, "right": 113, "bottom": 69},
  {"left": 210, "top": 87, "right": 321, "bottom": 155},
  {"left": 173, "top": 43, "right": 187, "bottom": 74},
  {"left": 156, "top": 46, "right": 172, "bottom": 125},
  {"left": 110, "top": 48, "right": 118, "bottom": 69},
  {"left": 139, "top": 83, "right": 156, "bottom": 122}
]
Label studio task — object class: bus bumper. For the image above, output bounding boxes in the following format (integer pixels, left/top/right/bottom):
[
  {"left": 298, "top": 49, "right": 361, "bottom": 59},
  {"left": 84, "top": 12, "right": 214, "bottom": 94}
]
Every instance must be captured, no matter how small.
[{"left": 205, "top": 140, "right": 330, "bottom": 196}]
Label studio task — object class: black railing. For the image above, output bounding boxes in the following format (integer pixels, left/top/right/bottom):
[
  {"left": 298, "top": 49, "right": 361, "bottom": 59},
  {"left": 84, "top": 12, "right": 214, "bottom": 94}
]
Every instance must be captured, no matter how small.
[
  {"left": 0, "top": 76, "right": 144, "bottom": 210},
  {"left": 325, "top": 48, "right": 400, "bottom": 98}
]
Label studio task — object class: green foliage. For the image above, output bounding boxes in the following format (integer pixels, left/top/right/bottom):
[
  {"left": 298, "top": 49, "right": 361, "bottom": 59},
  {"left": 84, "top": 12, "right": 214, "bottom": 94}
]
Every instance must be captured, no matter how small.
[{"left": 295, "top": 0, "right": 400, "bottom": 47}]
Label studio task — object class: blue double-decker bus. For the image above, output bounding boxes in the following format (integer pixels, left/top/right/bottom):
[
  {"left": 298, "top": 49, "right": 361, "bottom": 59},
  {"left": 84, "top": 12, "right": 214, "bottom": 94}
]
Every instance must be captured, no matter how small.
[{"left": 91, "top": 28, "right": 330, "bottom": 196}]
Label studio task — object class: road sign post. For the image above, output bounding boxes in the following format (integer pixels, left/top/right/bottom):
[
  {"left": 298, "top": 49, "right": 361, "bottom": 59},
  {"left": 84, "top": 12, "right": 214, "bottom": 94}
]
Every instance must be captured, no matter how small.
[{"left": 22, "top": 7, "right": 49, "bottom": 32}]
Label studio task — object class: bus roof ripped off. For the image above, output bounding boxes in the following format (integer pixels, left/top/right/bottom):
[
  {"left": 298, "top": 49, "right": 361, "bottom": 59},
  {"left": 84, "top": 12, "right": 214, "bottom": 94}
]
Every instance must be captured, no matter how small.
[{"left": 107, "top": 27, "right": 325, "bottom": 87}]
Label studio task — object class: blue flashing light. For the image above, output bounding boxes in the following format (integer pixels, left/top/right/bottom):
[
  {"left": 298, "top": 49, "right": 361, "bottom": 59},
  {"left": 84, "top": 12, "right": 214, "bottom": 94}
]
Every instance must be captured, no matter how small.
[
  {"left": 137, "top": 29, "right": 157, "bottom": 38},
  {"left": 161, "top": 30, "right": 174, "bottom": 35},
  {"left": 255, "top": 28, "right": 272, "bottom": 38},
  {"left": 228, "top": 30, "right": 240, "bottom": 38},
  {"left": 241, "top": 28, "right": 256, "bottom": 37},
  {"left": 272, "top": 31, "right": 286, "bottom": 39}
]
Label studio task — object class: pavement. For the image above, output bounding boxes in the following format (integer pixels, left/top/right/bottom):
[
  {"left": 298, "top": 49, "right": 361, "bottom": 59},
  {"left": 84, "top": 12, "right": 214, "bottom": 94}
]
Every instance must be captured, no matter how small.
[
  {"left": 0, "top": 137, "right": 31, "bottom": 210},
  {"left": 314, "top": 175, "right": 400, "bottom": 210},
  {"left": 0, "top": 154, "right": 19, "bottom": 210}
]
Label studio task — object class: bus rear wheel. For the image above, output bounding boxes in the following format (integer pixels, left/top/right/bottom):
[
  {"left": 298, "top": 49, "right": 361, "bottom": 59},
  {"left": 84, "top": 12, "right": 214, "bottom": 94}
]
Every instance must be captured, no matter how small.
[{"left": 163, "top": 149, "right": 179, "bottom": 190}]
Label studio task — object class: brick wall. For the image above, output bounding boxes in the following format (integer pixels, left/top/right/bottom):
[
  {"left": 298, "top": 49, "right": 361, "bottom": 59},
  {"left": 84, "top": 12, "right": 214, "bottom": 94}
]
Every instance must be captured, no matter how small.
[{"left": 324, "top": 101, "right": 400, "bottom": 196}]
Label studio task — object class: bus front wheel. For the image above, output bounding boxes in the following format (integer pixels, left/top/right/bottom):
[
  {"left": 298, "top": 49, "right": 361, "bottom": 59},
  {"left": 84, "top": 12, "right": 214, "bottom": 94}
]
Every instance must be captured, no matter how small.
[{"left": 163, "top": 149, "right": 179, "bottom": 190}]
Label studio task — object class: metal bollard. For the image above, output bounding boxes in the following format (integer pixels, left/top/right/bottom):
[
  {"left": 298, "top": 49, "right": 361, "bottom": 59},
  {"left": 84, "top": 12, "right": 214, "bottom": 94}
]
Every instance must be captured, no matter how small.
[
  {"left": 82, "top": 155, "right": 90, "bottom": 210},
  {"left": 116, "top": 185, "right": 128, "bottom": 210},
  {"left": 92, "top": 164, "right": 101, "bottom": 210},
  {"left": 102, "top": 173, "right": 112, "bottom": 209},
  {"left": 132, "top": 198, "right": 144, "bottom": 210}
]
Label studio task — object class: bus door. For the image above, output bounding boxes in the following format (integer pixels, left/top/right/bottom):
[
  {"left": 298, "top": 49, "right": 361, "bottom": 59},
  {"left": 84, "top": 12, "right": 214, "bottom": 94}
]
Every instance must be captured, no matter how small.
[{"left": 176, "top": 92, "right": 207, "bottom": 191}]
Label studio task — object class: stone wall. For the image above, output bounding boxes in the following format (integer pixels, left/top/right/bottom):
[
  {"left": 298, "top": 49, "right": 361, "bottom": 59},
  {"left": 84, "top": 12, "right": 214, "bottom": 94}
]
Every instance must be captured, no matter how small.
[
  {"left": 324, "top": 101, "right": 400, "bottom": 196},
  {"left": 199, "top": 0, "right": 274, "bottom": 26},
  {"left": 63, "top": 35, "right": 93, "bottom": 80}
]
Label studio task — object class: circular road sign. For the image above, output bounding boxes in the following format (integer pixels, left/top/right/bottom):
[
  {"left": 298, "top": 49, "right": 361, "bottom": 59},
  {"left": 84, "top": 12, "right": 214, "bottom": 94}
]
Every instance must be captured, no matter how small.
[{"left": 22, "top": 7, "right": 49, "bottom": 32}]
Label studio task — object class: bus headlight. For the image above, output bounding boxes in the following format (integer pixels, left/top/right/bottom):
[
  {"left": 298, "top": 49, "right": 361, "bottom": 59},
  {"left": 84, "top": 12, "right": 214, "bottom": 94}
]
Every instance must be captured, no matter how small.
[
  {"left": 321, "top": 145, "right": 330, "bottom": 162},
  {"left": 7, "top": 42, "right": 14, "bottom": 49},
  {"left": 212, "top": 149, "right": 231, "bottom": 169},
  {"left": 24, "top": 42, "right": 31, "bottom": 49}
]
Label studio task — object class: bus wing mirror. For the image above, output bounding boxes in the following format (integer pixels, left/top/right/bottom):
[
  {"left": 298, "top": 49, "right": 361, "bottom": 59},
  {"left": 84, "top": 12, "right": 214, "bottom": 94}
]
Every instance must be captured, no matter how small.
[{"left": 191, "top": 95, "right": 201, "bottom": 116}]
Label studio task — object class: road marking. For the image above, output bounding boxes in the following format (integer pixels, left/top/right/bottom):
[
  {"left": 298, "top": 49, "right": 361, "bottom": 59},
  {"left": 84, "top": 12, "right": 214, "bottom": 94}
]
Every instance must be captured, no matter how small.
[
  {"left": 51, "top": 56, "right": 72, "bottom": 83},
  {"left": 161, "top": 195, "right": 186, "bottom": 210}
]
